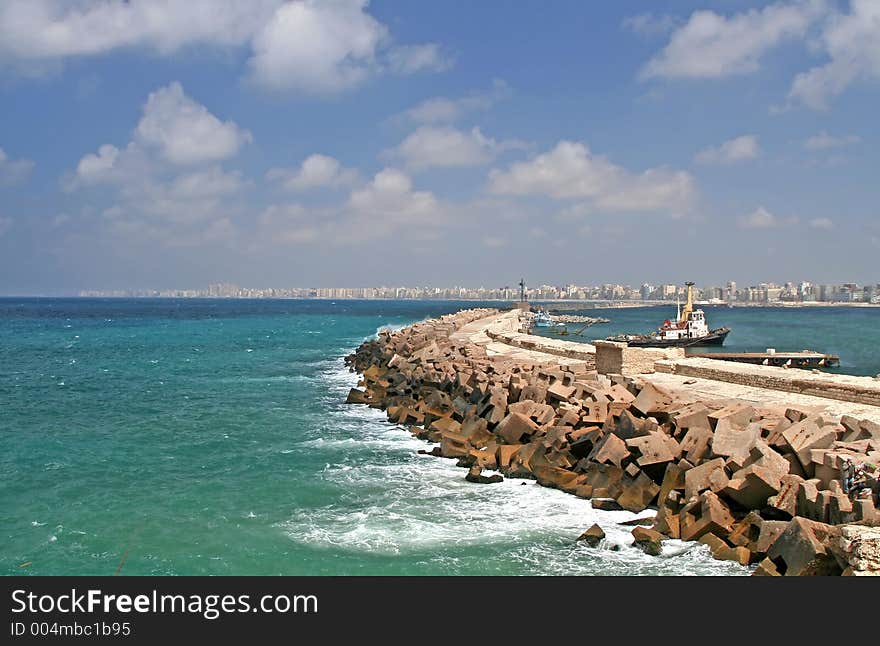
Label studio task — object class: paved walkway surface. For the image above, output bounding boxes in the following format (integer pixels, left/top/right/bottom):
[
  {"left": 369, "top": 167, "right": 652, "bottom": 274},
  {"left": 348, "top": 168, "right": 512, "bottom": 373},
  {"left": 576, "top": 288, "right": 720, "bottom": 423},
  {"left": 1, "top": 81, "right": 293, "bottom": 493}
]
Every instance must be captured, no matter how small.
[{"left": 645, "top": 372, "right": 880, "bottom": 423}]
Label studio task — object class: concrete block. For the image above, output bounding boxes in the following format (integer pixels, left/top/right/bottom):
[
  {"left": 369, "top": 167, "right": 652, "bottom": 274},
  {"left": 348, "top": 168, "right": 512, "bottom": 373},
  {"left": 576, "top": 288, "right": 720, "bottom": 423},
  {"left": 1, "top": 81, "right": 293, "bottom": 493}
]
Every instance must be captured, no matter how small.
[
  {"left": 507, "top": 400, "right": 555, "bottom": 425},
  {"left": 752, "top": 557, "right": 781, "bottom": 576},
  {"left": 626, "top": 431, "right": 678, "bottom": 468},
  {"left": 768, "top": 517, "right": 842, "bottom": 576},
  {"left": 753, "top": 520, "right": 790, "bottom": 555},
  {"left": 679, "top": 425, "right": 713, "bottom": 464},
  {"left": 679, "top": 491, "right": 736, "bottom": 542},
  {"left": 631, "top": 526, "right": 664, "bottom": 556},
  {"left": 495, "top": 412, "right": 538, "bottom": 445},
  {"left": 587, "top": 433, "right": 630, "bottom": 468},
  {"left": 495, "top": 444, "right": 523, "bottom": 469},
  {"left": 671, "top": 403, "right": 711, "bottom": 432},
  {"left": 722, "top": 464, "right": 782, "bottom": 510},
  {"left": 577, "top": 523, "right": 605, "bottom": 547},
  {"left": 616, "top": 472, "right": 661, "bottom": 513},
  {"left": 767, "top": 474, "right": 805, "bottom": 519},
  {"left": 712, "top": 420, "right": 760, "bottom": 462},
  {"left": 684, "top": 457, "right": 727, "bottom": 501},
  {"left": 708, "top": 403, "right": 756, "bottom": 431},
  {"left": 631, "top": 382, "right": 673, "bottom": 417},
  {"left": 782, "top": 418, "right": 837, "bottom": 471}
]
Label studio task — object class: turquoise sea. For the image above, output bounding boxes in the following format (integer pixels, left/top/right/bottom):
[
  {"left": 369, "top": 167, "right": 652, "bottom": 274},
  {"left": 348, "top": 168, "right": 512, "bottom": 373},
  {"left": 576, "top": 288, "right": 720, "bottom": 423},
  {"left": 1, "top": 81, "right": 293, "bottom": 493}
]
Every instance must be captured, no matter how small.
[{"left": 4, "top": 299, "right": 876, "bottom": 577}]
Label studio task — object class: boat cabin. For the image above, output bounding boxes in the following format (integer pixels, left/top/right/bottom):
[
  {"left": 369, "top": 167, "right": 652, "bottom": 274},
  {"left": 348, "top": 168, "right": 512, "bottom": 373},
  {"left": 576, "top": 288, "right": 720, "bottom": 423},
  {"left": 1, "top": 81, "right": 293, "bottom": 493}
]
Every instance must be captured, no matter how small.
[{"left": 656, "top": 308, "right": 709, "bottom": 340}]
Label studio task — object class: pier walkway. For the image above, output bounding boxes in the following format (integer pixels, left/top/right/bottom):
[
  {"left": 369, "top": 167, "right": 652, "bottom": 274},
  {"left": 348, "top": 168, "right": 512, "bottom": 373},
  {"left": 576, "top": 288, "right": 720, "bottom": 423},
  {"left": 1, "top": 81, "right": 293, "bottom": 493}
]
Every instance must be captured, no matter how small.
[{"left": 453, "top": 310, "right": 880, "bottom": 424}]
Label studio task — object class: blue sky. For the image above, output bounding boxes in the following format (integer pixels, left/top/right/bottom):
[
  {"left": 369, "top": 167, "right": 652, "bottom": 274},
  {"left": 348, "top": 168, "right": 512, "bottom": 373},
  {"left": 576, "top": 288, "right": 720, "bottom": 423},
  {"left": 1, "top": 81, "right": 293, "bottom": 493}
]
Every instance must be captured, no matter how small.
[{"left": 0, "top": 0, "right": 878, "bottom": 295}]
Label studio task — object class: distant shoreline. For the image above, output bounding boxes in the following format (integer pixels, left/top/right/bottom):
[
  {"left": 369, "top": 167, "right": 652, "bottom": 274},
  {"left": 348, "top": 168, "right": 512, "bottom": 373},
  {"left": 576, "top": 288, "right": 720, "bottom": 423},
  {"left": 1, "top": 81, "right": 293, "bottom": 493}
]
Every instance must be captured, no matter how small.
[{"left": 2, "top": 295, "right": 879, "bottom": 308}]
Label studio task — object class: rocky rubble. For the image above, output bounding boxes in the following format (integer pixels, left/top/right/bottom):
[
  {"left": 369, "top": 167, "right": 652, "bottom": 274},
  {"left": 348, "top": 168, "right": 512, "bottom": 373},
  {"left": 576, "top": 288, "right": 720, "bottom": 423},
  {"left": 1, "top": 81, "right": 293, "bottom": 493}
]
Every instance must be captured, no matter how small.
[{"left": 344, "top": 308, "right": 880, "bottom": 576}]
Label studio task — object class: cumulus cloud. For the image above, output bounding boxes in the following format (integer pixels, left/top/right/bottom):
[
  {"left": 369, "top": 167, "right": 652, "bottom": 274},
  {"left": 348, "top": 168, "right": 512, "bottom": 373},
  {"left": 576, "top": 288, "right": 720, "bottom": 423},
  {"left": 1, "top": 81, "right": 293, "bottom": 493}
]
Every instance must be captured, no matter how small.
[
  {"left": 0, "top": 147, "right": 35, "bottom": 186},
  {"left": 738, "top": 206, "right": 799, "bottom": 229},
  {"left": 809, "top": 217, "right": 834, "bottom": 229},
  {"left": 70, "top": 82, "right": 250, "bottom": 186},
  {"left": 0, "top": 0, "right": 280, "bottom": 61},
  {"left": 247, "top": 0, "right": 449, "bottom": 93},
  {"left": 347, "top": 169, "right": 437, "bottom": 219},
  {"left": 135, "top": 82, "right": 252, "bottom": 165},
  {"left": 389, "top": 126, "right": 526, "bottom": 171},
  {"left": 0, "top": 1, "right": 446, "bottom": 94},
  {"left": 74, "top": 144, "right": 121, "bottom": 184},
  {"left": 266, "top": 154, "right": 359, "bottom": 192},
  {"left": 641, "top": 1, "right": 825, "bottom": 80},
  {"left": 789, "top": 0, "right": 880, "bottom": 109},
  {"left": 803, "top": 132, "right": 861, "bottom": 150},
  {"left": 66, "top": 83, "right": 251, "bottom": 244},
  {"left": 399, "top": 79, "right": 511, "bottom": 125},
  {"left": 695, "top": 135, "right": 760, "bottom": 164},
  {"left": 247, "top": 0, "right": 386, "bottom": 93},
  {"left": 256, "top": 168, "right": 446, "bottom": 247},
  {"left": 488, "top": 140, "right": 695, "bottom": 215}
]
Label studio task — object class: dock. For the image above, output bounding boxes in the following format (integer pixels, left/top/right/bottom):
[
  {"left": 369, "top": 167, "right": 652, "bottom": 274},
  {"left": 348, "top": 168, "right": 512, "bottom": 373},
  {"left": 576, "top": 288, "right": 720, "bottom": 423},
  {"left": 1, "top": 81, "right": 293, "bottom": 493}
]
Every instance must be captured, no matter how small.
[{"left": 688, "top": 350, "right": 840, "bottom": 369}]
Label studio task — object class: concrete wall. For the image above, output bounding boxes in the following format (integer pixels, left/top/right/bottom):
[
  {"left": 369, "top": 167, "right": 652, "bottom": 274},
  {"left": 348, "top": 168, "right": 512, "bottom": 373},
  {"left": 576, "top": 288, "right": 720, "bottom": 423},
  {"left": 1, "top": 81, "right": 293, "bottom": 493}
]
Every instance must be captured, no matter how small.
[
  {"left": 655, "top": 357, "right": 880, "bottom": 408},
  {"left": 595, "top": 340, "right": 685, "bottom": 376}
]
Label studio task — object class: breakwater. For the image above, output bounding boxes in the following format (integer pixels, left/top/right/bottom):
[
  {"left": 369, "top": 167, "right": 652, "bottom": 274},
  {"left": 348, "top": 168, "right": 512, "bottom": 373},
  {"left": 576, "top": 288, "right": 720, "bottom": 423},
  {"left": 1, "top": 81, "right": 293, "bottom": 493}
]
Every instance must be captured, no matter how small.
[{"left": 345, "top": 308, "right": 880, "bottom": 575}]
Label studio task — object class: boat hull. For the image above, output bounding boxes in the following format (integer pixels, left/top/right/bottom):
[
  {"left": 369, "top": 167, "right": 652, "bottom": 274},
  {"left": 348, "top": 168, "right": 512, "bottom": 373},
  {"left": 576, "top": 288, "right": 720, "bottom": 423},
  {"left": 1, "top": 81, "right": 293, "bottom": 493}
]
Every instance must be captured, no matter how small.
[{"left": 622, "top": 327, "right": 731, "bottom": 348}]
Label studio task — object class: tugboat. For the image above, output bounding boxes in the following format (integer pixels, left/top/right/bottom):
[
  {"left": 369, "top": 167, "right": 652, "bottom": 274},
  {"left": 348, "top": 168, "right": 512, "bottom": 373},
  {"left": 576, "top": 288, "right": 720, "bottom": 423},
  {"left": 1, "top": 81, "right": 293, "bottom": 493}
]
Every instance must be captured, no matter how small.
[{"left": 607, "top": 282, "right": 731, "bottom": 348}]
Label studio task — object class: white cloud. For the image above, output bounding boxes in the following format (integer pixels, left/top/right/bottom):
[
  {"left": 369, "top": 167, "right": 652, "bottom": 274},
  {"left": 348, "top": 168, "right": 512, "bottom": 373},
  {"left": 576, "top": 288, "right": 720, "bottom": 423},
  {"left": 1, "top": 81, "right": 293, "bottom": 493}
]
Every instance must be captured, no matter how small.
[
  {"left": 0, "top": 0, "right": 281, "bottom": 61},
  {"left": 488, "top": 140, "right": 695, "bottom": 215},
  {"left": 248, "top": 0, "right": 386, "bottom": 93},
  {"left": 74, "top": 144, "right": 120, "bottom": 184},
  {"left": 266, "top": 154, "right": 358, "bottom": 192},
  {"left": 803, "top": 132, "right": 861, "bottom": 150},
  {"left": 347, "top": 168, "right": 438, "bottom": 220},
  {"left": 0, "top": 216, "right": 11, "bottom": 236},
  {"left": 255, "top": 169, "right": 447, "bottom": 247},
  {"left": 67, "top": 83, "right": 251, "bottom": 243},
  {"left": 247, "top": 0, "right": 447, "bottom": 93},
  {"left": 400, "top": 79, "right": 511, "bottom": 124},
  {"left": 641, "top": 1, "right": 824, "bottom": 79},
  {"left": 623, "top": 13, "right": 680, "bottom": 38},
  {"left": 167, "top": 167, "right": 247, "bottom": 199},
  {"left": 0, "top": 147, "right": 35, "bottom": 186},
  {"left": 738, "top": 206, "right": 799, "bottom": 229},
  {"left": 389, "top": 126, "right": 525, "bottom": 171},
  {"left": 789, "top": 0, "right": 880, "bottom": 109},
  {"left": 0, "top": 1, "right": 446, "bottom": 95},
  {"left": 695, "top": 135, "right": 760, "bottom": 164},
  {"left": 68, "top": 82, "right": 250, "bottom": 194},
  {"left": 135, "top": 82, "right": 252, "bottom": 165},
  {"left": 809, "top": 217, "right": 834, "bottom": 229}
]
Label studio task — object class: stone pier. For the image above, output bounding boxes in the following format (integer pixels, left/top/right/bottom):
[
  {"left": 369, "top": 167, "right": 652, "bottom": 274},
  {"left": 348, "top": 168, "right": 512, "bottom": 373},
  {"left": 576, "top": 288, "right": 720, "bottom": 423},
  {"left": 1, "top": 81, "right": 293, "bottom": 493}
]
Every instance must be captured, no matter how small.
[{"left": 345, "top": 307, "right": 880, "bottom": 576}]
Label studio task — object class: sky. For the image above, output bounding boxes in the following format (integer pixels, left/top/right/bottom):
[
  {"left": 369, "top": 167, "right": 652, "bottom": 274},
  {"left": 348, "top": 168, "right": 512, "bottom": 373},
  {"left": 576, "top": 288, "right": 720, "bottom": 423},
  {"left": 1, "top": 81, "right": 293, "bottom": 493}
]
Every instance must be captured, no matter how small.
[{"left": 0, "top": 0, "right": 878, "bottom": 295}]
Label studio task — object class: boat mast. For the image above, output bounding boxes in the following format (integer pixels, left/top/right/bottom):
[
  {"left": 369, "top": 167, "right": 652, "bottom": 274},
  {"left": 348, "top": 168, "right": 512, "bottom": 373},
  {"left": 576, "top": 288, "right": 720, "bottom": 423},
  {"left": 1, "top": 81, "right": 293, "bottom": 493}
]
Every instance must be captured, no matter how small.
[{"left": 681, "top": 281, "right": 695, "bottom": 323}]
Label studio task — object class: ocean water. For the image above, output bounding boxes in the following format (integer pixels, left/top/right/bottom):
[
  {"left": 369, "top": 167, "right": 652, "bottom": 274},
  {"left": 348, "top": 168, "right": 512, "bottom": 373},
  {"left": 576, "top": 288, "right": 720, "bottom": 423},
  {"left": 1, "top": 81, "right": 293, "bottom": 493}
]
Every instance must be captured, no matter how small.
[
  {"left": 532, "top": 303, "right": 880, "bottom": 377},
  {"left": 8, "top": 298, "right": 853, "bottom": 577}
]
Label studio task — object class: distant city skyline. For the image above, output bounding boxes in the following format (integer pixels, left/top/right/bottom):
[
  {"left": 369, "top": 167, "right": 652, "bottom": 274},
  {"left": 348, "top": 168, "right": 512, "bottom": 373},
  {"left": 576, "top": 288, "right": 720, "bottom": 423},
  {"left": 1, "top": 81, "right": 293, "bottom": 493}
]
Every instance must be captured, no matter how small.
[
  {"left": 2, "top": 2, "right": 879, "bottom": 293},
  {"left": 72, "top": 279, "right": 880, "bottom": 305}
]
